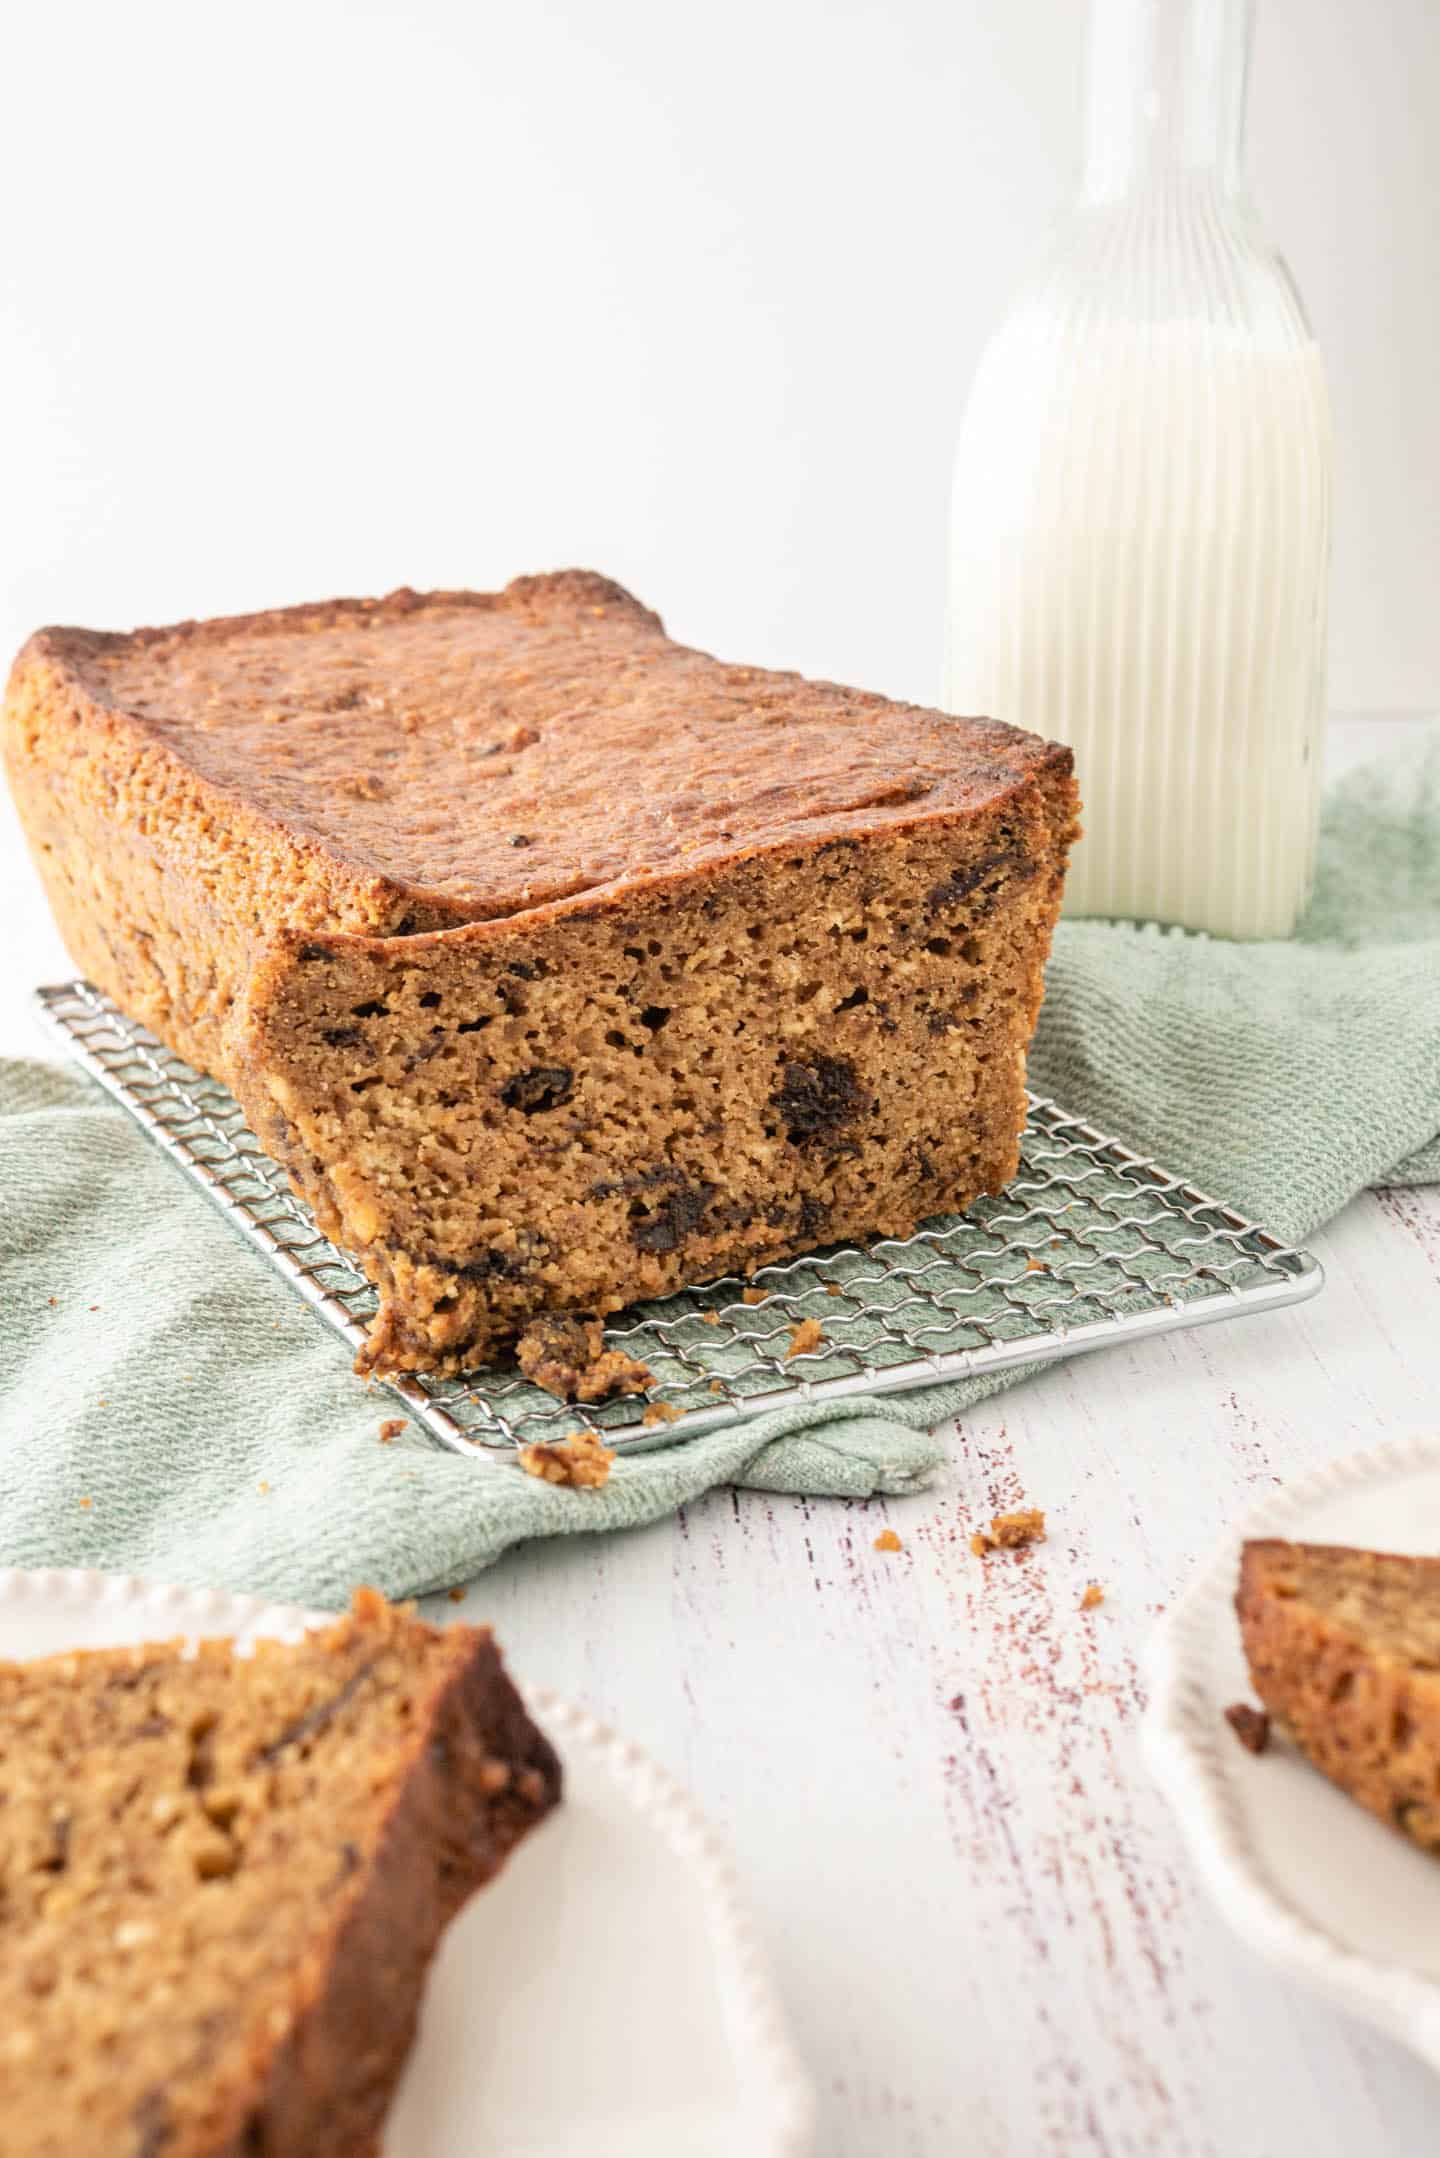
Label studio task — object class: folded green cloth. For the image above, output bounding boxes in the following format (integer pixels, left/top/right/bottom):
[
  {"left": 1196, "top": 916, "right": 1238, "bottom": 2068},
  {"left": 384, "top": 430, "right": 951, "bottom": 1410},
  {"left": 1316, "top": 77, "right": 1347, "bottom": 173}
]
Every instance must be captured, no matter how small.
[{"left": 2, "top": 727, "right": 1436, "bottom": 1607}]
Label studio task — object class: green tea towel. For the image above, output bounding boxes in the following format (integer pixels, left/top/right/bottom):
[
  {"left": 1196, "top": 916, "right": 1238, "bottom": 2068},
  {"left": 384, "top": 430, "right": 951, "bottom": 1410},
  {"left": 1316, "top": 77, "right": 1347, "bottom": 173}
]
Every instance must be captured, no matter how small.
[{"left": 2, "top": 727, "right": 1437, "bottom": 1607}]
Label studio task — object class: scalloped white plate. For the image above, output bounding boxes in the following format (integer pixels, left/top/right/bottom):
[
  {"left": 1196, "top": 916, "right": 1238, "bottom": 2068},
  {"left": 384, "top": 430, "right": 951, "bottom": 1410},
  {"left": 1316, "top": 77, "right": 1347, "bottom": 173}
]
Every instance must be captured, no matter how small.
[
  {"left": 0, "top": 1569, "right": 815, "bottom": 2157},
  {"left": 1142, "top": 1435, "right": 1440, "bottom": 2070}
]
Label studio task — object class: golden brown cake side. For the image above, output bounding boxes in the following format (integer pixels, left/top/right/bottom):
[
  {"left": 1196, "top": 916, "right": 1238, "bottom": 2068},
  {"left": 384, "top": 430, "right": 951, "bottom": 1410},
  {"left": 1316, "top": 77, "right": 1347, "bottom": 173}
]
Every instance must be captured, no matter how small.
[
  {"left": 1237, "top": 1538, "right": 1440, "bottom": 1852},
  {"left": 2, "top": 627, "right": 452, "bottom": 1086},
  {"left": 0, "top": 1593, "right": 560, "bottom": 2158}
]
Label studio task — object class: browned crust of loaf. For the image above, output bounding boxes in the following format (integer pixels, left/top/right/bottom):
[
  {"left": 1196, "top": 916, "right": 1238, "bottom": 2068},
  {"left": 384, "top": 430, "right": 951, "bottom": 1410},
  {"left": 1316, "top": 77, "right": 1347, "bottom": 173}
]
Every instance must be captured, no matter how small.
[
  {"left": 9, "top": 572, "right": 1073, "bottom": 933},
  {"left": 1237, "top": 1539, "right": 1440, "bottom": 1853},
  {"left": 3, "top": 571, "right": 1075, "bottom": 1096},
  {"left": 8, "top": 574, "right": 1070, "bottom": 910},
  {"left": 14, "top": 570, "right": 657, "bottom": 669},
  {"left": 230, "top": 1620, "right": 560, "bottom": 2155}
]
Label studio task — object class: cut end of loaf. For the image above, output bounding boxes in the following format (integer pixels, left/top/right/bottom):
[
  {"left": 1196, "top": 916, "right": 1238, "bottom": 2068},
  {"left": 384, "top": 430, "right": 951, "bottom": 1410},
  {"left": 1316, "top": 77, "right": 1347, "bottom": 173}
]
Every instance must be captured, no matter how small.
[
  {"left": 1237, "top": 1538, "right": 1440, "bottom": 1853},
  {"left": 0, "top": 1591, "right": 559, "bottom": 2158}
]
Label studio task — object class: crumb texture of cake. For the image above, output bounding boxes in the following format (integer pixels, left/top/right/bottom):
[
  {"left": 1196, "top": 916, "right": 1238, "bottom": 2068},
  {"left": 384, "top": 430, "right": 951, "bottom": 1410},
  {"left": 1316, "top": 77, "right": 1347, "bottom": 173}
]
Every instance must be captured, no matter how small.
[
  {"left": 1237, "top": 1539, "right": 1440, "bottom": 1849},
  {"left": 972, "top": 1507, "right": 1047, "bottom": 1556},
  {"left": 4, "top": 572, "right": 1078, "bottom": 1377},
  {"left": 515, "top": 1312, "right": 653, "bottom": 1403},
  {"left": 517, "top": 1429, "right": 616, "bottom": 1488},
  {"left": 0, "top": 1589, "right": 559, "bottom": 2158}
]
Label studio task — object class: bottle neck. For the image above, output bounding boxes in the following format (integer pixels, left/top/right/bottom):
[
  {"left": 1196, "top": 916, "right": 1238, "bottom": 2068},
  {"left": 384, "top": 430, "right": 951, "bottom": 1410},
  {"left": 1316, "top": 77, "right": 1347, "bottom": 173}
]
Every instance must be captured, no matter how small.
[{"left": 1080, "top": 0, "right": 1253, "bottom": 205}]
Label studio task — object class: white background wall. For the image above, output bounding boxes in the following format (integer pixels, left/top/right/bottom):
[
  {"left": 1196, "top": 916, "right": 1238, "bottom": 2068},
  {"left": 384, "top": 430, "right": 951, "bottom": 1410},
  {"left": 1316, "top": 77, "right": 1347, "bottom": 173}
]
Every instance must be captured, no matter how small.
[{"left": 1, "top": 0, "right": 1435, "bottom": 714}]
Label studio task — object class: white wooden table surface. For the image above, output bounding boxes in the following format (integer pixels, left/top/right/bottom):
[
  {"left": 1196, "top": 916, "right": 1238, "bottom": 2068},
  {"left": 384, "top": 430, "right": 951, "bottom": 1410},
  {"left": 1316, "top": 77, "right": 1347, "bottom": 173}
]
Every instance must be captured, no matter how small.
[{"left": 3, "top": 715, "right": 1438, "bottom": 2157}]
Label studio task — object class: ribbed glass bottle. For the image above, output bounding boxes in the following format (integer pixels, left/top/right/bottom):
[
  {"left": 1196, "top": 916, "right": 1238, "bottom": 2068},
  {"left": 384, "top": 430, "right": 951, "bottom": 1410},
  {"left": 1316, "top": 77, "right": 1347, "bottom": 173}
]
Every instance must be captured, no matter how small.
[{"left": 944, "top": 0, "right": 1330, "bottom": 938}]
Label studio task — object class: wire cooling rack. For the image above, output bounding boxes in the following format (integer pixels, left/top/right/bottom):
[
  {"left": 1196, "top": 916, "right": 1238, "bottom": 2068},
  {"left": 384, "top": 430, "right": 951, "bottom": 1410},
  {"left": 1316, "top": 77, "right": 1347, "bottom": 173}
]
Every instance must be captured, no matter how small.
[{"left": 36, "top": 981, "right": 1322, "bottom": 1468}]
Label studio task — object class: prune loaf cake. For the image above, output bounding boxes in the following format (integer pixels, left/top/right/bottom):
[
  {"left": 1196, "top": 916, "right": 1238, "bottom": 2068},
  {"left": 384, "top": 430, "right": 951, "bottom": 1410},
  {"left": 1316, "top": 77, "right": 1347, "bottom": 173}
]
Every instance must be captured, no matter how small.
[
  {"left": 0, "top": 1589, "right": 560, "bottom": 2158},
  {"left": 4, "top": 573, "right": 1078, "bottom": 1374},
  {"left": 1238, "top": 1540, "right": 1440, "bottom": 1853}
]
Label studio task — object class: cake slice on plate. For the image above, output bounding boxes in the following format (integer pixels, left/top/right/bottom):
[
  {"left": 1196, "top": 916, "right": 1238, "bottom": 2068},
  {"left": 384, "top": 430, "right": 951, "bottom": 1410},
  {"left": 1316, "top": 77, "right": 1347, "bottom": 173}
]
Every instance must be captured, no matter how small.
[
  {"left": 1237, "top": 1538, "right": 1440, "bottom": 1851},
  {"left": 0, "top": 1589, "right": 559, "bottom": 2157}
]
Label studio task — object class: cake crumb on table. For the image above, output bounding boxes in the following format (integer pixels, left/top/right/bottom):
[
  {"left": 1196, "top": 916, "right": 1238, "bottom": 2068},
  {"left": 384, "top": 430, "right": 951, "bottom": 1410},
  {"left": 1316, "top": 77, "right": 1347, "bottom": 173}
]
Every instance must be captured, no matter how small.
[
  {"left": 873, "top": 1528, "right": 903, "bottom": 1553},
  {"left": 447, "top": 1587, "right": 465, "bottom": 1603},
  {"left": 517, "top": 1430, "right": 616, "bottom": 1490},
  {"left": 1224, "top": 1701, "right": 1271, "bottom": 1755},
  {"left": 378, "top": 1418, "right": 406, "bottom": 1442},
  {"left": 786, "top": 1317, "right": 825, "bottom": 1360},
  {"left": 741, "top": 1287, "right": 767, "bottom": 1307},
  {"left": 1079, "top": 1582, "right": 1105, "bottom": 1611},
  {"left": 971, "top": 1507, "right": 1047, "bottom": 1556},
  {"left": 78, "top": 1497, "right": 92, "bottom": 1511},
  {"left": 516, "top": 1314, "right": 652, "bottom": 1403},
  {"left": 641, "top": 1400, "right": 683, "bottom": 1427}
]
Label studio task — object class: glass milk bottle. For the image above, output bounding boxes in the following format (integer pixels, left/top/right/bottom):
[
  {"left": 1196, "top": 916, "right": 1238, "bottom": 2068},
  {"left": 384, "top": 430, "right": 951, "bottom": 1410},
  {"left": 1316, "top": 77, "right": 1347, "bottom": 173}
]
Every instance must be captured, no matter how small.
[{"left": 944, "top": 0, "right": 1330, "bottom": 938}]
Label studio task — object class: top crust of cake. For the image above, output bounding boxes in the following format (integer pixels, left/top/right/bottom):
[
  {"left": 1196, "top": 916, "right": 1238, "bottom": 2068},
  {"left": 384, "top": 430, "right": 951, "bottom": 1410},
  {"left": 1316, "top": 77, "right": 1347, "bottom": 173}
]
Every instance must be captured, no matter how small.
[{"left": 17, "top": 571, "right": 1071, "bottom": 927}]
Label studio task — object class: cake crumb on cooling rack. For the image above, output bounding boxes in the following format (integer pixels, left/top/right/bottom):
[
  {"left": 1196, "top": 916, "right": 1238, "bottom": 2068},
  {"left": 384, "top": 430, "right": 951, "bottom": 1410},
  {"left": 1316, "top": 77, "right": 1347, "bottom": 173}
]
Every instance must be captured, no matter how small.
[
  {"left": 379, "top": 1418, "right": 406, "bottom": 1443},
  {"left": 702, "top": 1309, "right": 721, "bottom": 1326},
  {"left": 517, "top": 1430, "right": 616, "bottom": 1490},
  {"left": 641, "top": 1401, "right": 683, "bottom": 1427},
  {"left": 786, "top": 1317, "right": 825, "bottom": 1360},
  {"left": 873, "top": 1528, "right": 903, "bottom": 1554},
  {"left": 516, "top": 1313, "right": 652, "bottom": 1403},
  {"left": 971, "top": 1507, "right": 1047, "bottom": 1556},
  {"left": 1224, "top": 1702, "right": 1271, "bottom": 1755},
  {"left": 741, "top": 1286, "right": 767, "bottom": 1306},
  {"left": 1079, "top": 1582, "right": 1105, "bottom": 1611}
]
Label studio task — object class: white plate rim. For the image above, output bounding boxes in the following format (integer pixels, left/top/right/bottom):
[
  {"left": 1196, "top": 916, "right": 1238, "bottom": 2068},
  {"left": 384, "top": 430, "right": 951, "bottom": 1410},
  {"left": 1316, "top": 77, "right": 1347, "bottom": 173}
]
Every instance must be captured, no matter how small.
[
  {"left": 0, "top": 1566, "right": 817, "bottom": 2157},
  {"left": 1140, "top": 1432, "right": 1440, "bottom": 2070}
]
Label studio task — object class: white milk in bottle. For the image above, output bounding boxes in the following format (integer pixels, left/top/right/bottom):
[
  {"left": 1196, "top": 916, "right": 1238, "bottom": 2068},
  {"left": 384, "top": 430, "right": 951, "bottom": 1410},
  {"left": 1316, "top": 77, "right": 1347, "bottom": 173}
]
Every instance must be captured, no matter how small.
[{"left": 944, "top": 0, "right": 1330, "bottom": 938}]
